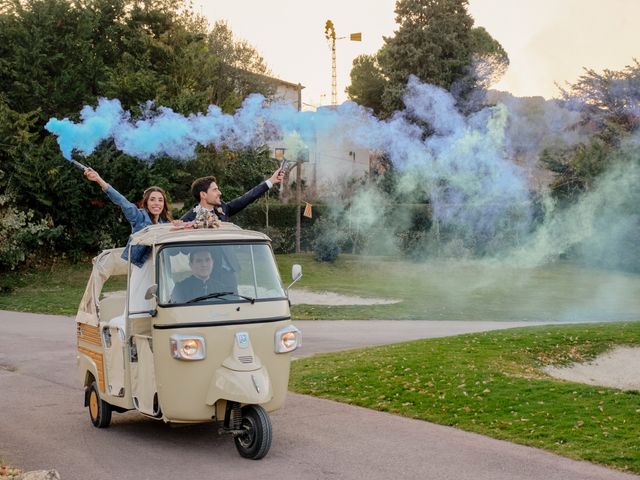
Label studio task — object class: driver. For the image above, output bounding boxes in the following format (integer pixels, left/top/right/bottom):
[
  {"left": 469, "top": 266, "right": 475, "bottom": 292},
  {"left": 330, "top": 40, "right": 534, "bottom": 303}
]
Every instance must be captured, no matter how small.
[{"left": 170, "top": 249, "right": 236, "bottom": 303}]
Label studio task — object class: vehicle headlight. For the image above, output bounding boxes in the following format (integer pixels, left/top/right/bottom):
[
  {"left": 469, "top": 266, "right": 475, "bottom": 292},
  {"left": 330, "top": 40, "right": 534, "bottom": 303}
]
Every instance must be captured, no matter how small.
[
  {"left": 170, "top": 334, "right": 206, "bottom": 360},
  {"left": 275, "top": 325, "right": 301, "bottom": 353}
]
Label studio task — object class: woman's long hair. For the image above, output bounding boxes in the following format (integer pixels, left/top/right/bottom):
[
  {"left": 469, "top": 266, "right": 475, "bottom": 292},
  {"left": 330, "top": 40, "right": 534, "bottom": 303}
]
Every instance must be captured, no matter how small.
[{"left": 141, "top": 186, "right": 173, "bottom": 223}]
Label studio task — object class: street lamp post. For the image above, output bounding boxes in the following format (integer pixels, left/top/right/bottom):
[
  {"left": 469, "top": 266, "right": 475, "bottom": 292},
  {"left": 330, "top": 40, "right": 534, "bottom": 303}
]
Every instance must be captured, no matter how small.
[
  {"left": 274, "top": 147, "right": 301, "bottom": 253},
  {"left": 293, "top": 149, "right": 309, "bottom": 254},
  {"left": 295, "top": 160, "right": 302, "bottom": 254}
]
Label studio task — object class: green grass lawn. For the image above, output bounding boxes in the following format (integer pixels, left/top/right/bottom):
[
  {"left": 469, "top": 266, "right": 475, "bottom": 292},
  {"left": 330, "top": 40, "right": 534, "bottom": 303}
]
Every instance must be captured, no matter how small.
[
  {"left": 280, "top": 254, "right": 640, "bottom": 321},
  {"left": 290, "top": 322, "right": 640, "bottom": 473},
  {"left": 0, "top": 262, "right": 125, "bottom": 315},
  {"left": 2, "top": 253, "right": 640, "bottom": 321}
]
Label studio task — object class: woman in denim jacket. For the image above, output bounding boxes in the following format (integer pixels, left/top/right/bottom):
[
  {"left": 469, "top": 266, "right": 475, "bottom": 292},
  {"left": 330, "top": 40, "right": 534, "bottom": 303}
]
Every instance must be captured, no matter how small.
[{"left": 84, "top": 167, "right": 172, "bottom": 311}]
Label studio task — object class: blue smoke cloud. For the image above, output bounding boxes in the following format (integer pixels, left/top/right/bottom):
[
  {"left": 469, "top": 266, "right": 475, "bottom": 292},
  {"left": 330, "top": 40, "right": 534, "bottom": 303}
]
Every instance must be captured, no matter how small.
[
  {"left": 45, "top": 99, "right": 127, "bottom": 159},
  {"left": 46, "top": 76, "right": 531, "bottom": 241}
]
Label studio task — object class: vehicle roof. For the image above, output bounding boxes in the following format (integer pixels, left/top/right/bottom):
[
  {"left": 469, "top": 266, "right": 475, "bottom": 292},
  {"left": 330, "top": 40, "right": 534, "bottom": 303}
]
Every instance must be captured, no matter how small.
[{"left": 130, "top": 223, "right": 270, "bottom": 246}]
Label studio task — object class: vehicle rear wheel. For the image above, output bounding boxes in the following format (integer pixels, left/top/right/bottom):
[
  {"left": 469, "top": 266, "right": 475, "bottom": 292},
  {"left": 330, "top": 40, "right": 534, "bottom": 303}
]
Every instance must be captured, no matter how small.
[
  {"left": 233, "top": 405, "right": 272, "bottom": 460},
  {"left": 88, "top": 381, "right": 112, "bottom": 428}
]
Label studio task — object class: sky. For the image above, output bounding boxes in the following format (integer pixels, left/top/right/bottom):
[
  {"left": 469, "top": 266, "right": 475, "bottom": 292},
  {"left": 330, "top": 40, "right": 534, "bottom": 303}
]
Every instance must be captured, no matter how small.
[{"left": 194, "top": 0, "right": 638, "bottom": 108}]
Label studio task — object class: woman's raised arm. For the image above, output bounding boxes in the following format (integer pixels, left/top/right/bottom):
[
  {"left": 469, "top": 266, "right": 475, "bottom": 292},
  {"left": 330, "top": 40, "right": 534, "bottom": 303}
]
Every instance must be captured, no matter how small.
[{"left": 84, "top": 167, "right": 144, "bottom": 227}]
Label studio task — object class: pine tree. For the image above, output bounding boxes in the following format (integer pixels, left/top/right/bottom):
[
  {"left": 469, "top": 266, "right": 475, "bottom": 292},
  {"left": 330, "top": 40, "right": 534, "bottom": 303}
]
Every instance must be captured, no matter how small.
[{"left": 347, "top": 0, "right": 508, "bottom": 117}]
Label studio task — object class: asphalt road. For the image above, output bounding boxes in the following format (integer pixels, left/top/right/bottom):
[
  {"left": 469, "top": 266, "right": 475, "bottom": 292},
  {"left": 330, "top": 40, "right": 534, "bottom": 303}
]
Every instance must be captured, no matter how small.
[{"left": 1, "top": 310, "right": 637, "bottom": 480}]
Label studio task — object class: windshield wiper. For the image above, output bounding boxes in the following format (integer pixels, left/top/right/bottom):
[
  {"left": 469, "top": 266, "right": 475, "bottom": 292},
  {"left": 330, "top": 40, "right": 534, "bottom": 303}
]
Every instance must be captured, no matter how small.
[{"left": 185, "top": 291, "right": 256, "bottom": 304}]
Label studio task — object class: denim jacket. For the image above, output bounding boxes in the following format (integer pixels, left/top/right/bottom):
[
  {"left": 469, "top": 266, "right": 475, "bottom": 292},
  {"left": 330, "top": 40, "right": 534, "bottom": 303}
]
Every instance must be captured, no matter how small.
[{"left": 104, "top": 185, "right": 167, "bottom": 268}]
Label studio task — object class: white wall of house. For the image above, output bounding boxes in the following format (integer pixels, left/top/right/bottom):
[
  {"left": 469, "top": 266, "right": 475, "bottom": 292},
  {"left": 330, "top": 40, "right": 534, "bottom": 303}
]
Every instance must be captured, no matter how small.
[
  {"left": 264, "top": 78, "right": 376, "bottom": 199},
  {"left": 303, "top": 135, "right": 371, "bottom": 194},
  {"left": 273, "top": 83, "right": 302, "bottom": 110}
]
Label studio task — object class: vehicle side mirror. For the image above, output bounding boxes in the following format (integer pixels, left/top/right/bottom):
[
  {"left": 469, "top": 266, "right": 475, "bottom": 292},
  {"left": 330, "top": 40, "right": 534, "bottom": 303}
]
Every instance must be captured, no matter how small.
[
  {"left": 287, "top": 264, "right": 302, "bottom": 291},
  {"left": 292, "top": 264, "right": 302, "bottom": 282},
  {"left": 144, "top": 284, "right": 158, "bottom": 300}
]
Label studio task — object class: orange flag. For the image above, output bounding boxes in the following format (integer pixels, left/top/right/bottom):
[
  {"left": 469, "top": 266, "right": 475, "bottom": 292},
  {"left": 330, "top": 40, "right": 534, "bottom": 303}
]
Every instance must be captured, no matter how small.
[{"left": 303, "top": 202, "right": 313, "bottom": 218}]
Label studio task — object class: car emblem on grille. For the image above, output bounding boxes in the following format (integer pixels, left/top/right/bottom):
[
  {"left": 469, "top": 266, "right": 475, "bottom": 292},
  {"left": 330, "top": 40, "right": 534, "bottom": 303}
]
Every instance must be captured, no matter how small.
[{"left": 235, "top": 332, "right": 249, "bottom": 349}]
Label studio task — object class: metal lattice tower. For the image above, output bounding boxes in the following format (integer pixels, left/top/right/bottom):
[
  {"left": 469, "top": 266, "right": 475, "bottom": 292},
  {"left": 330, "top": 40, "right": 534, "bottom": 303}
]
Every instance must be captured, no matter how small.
[
  {"left": 324, "top": 20, "right": 337, "bottom": 106},
  {"left": 324, "top": 20, "right": 361, "bottom": 107}
]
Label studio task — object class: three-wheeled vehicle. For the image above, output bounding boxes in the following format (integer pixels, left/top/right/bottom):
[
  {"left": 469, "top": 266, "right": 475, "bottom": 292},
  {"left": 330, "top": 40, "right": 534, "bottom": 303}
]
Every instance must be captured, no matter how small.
[{"left": 76, "top": 223, "right": 302, "bottom": 459}]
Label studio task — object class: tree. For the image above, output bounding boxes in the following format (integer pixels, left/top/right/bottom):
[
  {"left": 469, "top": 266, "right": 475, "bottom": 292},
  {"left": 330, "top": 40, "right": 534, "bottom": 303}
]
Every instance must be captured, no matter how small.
[
  {"left": 0, "top": 99, "right": 63, "bottom": 269},
  {"left": 559, "top": 59, "right": 640, "bottom": 144},
  {"left": 468, "top": 26, "right": 509, "bottom": 88},
  {"left": 0, "top": 0, "right": 114, "bottom": 121},
  {"left": 346, "top": 0, "right": 508, "bottom": 117},
  {"left": 345, "top": 55, "right": 386, "bottom": 115},
  {"left": 541, "top": 140, "right": 610, "bottom": 201},
  {"left": 544, "top": 60, "right": 640, "bottom": 200},
  {"left": 451, "top": 26, "right": 509, "bottom": 112},
  {"left": 0, "top": 0, "right": 280, "bottom": 268},
  {"left": 206, "top": 21, "right": 274, "bottom": 111},
  {"left": 379, "top": 0, "right": 474, "bottom": 110}
]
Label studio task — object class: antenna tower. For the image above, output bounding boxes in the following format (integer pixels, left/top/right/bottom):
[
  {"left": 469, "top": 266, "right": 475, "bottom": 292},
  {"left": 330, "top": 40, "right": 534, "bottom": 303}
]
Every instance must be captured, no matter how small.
[{"left": 324, "top": 20, "right": 337, "bottom": 106}]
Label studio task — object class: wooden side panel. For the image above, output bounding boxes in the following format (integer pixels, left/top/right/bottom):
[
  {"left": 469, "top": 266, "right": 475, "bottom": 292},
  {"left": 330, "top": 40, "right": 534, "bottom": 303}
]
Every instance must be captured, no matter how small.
[
  {"left": 77, "top": 323, "right": 102, "bottom": 347},
  {"left": 78, "top": 345, "right": 106, "bottom": 393}
]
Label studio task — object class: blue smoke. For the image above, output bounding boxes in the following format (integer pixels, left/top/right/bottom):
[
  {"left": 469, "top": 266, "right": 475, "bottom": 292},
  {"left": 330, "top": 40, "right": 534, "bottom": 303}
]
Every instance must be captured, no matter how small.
[
  {"left": 46, "top": 76, "right": 532, "bottom": 242},
  {"left": 45, "top": 99, "right": 127, "bottom": 159}
]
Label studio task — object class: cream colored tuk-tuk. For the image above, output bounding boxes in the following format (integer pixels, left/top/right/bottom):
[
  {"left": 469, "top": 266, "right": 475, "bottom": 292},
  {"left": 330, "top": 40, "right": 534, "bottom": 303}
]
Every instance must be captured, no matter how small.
[{"left": 76, "top": 223, "right": 302, "bottom": 459}]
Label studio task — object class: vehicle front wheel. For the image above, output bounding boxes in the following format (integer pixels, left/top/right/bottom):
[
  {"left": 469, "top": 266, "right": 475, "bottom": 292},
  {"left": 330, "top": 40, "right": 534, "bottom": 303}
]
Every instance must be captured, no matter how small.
[
  {"left": 233, "top": 405, "right": 272, "bottom": 460},
  {"left": 88, "top": 381, "right": 112, "bottom": 428}
]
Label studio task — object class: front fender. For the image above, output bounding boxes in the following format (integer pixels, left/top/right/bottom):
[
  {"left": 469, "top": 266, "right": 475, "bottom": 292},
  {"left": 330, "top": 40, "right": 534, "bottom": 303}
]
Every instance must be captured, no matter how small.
[{"left": 206, "top": 366, "right": 272, "bottom": 405}]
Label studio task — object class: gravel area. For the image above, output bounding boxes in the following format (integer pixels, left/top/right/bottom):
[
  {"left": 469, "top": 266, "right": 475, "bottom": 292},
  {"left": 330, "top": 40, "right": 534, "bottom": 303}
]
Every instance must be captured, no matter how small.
[
  {"left": 543, "top": 346, "right": 640, "bottom": 391},
  {"left": 288, "top": 288, "right": 400, "bottom": 305}
]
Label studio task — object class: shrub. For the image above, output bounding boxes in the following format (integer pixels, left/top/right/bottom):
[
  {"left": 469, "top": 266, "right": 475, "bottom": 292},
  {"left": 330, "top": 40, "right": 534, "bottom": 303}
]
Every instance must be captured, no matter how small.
[
  {"left": 234, "top": 202, "right": 330, "bottom": 253},
  {"left": 0, "top": 194, "right": 61, "bottom": 271},
  {"left": 262, "top": 226, "right": 296, "bottom": 254},
  {"left": 313, "top": 234, "right": 341, "bottom": 262},
  {"left": 312, "top": 218, "right": 341, "bottom": 262}
]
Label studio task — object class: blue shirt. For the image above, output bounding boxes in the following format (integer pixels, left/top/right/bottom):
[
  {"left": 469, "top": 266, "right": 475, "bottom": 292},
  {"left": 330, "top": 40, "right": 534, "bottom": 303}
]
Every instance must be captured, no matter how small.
[{"left": 104, "top": 185, "right": 167, "bottom": 268}]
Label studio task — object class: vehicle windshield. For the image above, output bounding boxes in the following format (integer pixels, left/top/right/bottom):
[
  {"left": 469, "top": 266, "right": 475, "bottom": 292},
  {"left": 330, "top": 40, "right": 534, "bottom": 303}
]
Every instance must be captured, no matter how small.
[{"left": 157, "top": 243, "right": 285, "bottom": 306}]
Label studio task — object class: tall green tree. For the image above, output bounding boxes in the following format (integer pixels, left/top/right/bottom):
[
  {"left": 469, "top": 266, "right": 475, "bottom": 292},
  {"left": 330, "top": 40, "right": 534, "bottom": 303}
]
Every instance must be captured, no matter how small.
[
  {"left": 206, "top": 21, "right": 274, "bottom": 111},
  {"left": 347, "top": 0, "right": 508, "bottom": 117},
  {"left": 0, "top": 0, "right": 113, "bottom": 120},
  {"left": 0, "top": 0, "right": 279, "bottom": 267},
  {"left": 345, "top": 54, "right": 386, "bottom": 114},
  {"left": 468, "top": 26, "right": 509, "bottom": 87},
  {"left": 379, "top": 0, "right": 475, "bottom": 112},
  {"left": 453, "top": 25, "right": 509, "bottom": 110}
]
